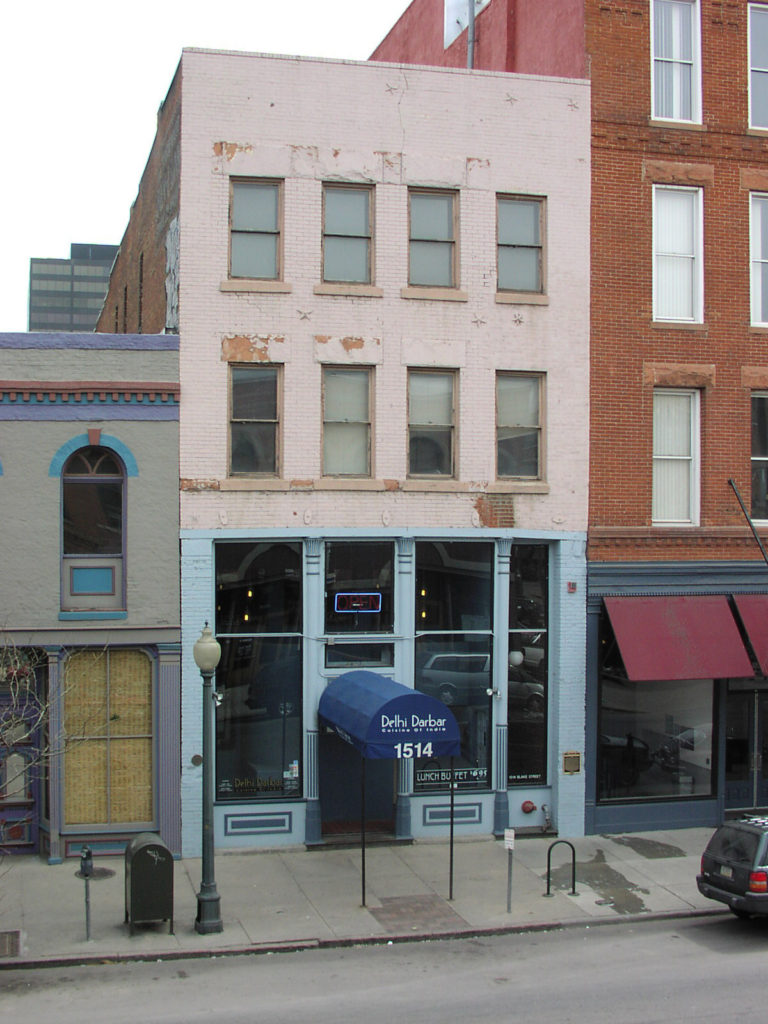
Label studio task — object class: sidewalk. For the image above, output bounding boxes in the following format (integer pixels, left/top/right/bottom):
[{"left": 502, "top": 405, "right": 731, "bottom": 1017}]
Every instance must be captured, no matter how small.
[{"left": 0, "top": 827, "right": 725, "bottom": 968}]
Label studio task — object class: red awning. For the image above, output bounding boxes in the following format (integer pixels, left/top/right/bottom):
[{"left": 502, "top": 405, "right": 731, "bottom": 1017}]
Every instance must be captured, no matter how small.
[
  {"left": 732, "top": 595, "right": 768, "bottom": 676},
  {"left": 604, "top": 595, "right": 754, "bottom": 681}
]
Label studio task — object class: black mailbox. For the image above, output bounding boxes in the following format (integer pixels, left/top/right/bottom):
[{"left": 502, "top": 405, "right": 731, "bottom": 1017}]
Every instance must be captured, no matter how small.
[{"left": 124, "top": 832, "right": 174, "bottom": 936}]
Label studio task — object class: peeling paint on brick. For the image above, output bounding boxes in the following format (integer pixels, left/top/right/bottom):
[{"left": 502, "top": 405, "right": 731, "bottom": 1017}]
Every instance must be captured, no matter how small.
[
  {"left": 383, "top": 479, "right": 401, "bottom": 491},
  {"left": 340, "top": 337, "right": 365, "bottom": 352},
  {"left": 289, "top": 479, "right": 314, "bottom": 490},
  {"left": 221, "top": 335, "right": 283, "bottom": 362},
  {"left": 213, "top": 141, "right": 254, "bottom": 161},
  {"left": 474, "top": 495, "right": 515, "bottom": 528},
  {"left": 181, "top": 478, "right": 221, "bottom": 492},
  {"left": 314, "top": 335, "right": 331, "bottom": 345}
]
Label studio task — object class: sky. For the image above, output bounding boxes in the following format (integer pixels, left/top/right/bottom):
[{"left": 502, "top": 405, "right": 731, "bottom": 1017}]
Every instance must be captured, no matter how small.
[{"left": 2, "top": 0, "right": 413, "bottom": 333}]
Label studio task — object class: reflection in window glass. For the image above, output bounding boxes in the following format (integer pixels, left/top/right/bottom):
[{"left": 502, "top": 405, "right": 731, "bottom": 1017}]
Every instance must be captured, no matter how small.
[
  {"left": 230, "top": 365, "right": 279, "bottom": 476},
  {"left": 215, "top": 637, "right": 302, "bottom": 801},
  {"left": 508, "top": 546, "right": 548, "bottom": 785},
  {"left": 409, "top": 190, "right": 456, "bottom": 287},
  {"left": 62, "top": 447, "right": 124, "bottom": 556},
  {"left": 598, "top": 613, "right": 714, "bottom": 801},
  {"left": 408, "top": 371, "right": 455, "bottom": 477},
  {"left": 323, "top": 185, "right": 372, "bottom": 284},
  {"left": 324, "top": 643, "right": 394, "bottom": 669},
  {"left": 414, "top": 634, "right": 491, "bottom": 792},
  {"left": 414, "top": 541, "right": 494, "bottom": 793},
  {"left": 415, "top": 541, "right": 493, "bottom": 631},
  {"left": 216, "top": 542, "right": 301, "bottom": 635},
  {"left": 325, "top": 541, "right": 394, "bottom": 634},
  {"left": 230, "top": 180, "right": 280, "bottom": 279}
]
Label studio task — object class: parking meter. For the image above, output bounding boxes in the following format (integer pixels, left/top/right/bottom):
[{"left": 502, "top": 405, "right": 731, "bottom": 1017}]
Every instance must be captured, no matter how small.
[{"left": 80, "top": 845, "right": 94, "bottom": 878}]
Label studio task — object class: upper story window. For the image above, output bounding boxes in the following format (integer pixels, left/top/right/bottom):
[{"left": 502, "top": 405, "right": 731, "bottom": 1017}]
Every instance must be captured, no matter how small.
[
  {"left": 408, "top": 369, "right": 456, "bottom": 478},
  {"left": 230, "top": 180, "right": 281, "bottom": 280},
  {"left": 323, "top": 367, "right": 372, "bottom": 477},
  {"left": 323, "top": 185, "right": 373, "bottom": 284},
  {"left": 750, "top": 4, "right": 768, "bottom": 129},
  {"left": 751, "top": 193, "right": 768, "bottom": 325},
  {"left": 496, "top": 373, "right": 543, "bottom": 479},
  {"left": 61, "top": 446, "right": 125, "bottom": 611},
  {"left": 653, "top": 185, "right": 703, "bottom": 323},
  {"left": 652, "top": 0, "right": 701, "bottom": 124},
  {"left": 752, "top": 393, "right": 768, "bottom": 520},
  {"left": 230, "top": 365, "right": 280, "bottom": 476},
  {"left": 652, "top": 388, "right": 700, "bottom": 526},
  {"left": 497, "top": 197, "right": 544, "bottom": 295},
  {"left": 409, "top": 189, "right": 458, "bottom": 288}
]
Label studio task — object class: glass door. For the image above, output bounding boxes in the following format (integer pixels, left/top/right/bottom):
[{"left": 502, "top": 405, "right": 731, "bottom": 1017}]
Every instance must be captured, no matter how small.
[{"left": 725, "top": 688, "right": 768, "bottom": 811}]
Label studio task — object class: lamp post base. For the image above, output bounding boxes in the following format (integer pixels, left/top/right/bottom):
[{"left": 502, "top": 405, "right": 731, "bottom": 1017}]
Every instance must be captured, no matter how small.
[{"left": 195, "top": 887, "right": 223, "bottom": 934}]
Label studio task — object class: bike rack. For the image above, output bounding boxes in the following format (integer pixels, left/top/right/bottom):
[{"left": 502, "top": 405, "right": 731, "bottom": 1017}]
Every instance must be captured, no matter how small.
[{"left": 543, "top": 839, "right": 578, "bottom": 897}]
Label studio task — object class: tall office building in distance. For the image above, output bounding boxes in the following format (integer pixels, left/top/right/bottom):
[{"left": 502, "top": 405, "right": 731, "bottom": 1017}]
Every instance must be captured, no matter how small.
[{"left": 28, "top": 243, "right": 118, "bottom": 331}]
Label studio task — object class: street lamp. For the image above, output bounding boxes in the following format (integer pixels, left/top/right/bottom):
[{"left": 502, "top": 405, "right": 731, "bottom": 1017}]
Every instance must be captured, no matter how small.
[{"left": 193, "top": 621, "right": 223, "bottom": 933}]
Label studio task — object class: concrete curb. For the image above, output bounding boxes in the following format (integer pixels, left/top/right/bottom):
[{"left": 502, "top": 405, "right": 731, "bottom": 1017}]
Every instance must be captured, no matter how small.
[{"left": 0, "top": 906, "right": 728, "bottom": 972}]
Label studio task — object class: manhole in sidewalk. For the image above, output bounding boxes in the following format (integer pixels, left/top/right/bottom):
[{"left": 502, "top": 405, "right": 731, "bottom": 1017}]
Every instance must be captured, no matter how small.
[
  {"left": 74, "top": 867, "right": 116, "bottom": 880},
  {"left": 369, "top": 894, "right": 468, "bottom": 933},
  {"left": 0, "top": 931, "right": 21, "bottom": 958}
]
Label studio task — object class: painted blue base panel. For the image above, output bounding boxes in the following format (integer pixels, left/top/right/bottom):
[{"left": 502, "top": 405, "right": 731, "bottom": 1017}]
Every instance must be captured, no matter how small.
[
  {"left": 71, "top": 567, "right": 114, "bottom": 595},
  {"left": 63, "top": 836, "right": 135, "bottom": 857},
  {"left": 59, "top": 611, "right": 127, "bottom": 620},
  {"left": 224, "top": 811, "right": 293, "bottom": 837},
  {"left": 588, "top": 799, "right": 720, "bottom": 835},
  {"left": 422, "top": 802, "right": 483, "bottom": 827}
]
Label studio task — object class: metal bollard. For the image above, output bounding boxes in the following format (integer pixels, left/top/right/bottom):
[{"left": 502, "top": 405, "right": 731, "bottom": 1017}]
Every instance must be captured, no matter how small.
[{"left": 79, "top": 845, "right": 94, "bottom": 940}]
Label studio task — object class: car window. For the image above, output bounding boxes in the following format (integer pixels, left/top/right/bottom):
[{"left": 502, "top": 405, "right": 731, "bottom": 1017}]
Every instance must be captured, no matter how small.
[{"left": 706, "top": 827, "right": 760, "bottom": 865}]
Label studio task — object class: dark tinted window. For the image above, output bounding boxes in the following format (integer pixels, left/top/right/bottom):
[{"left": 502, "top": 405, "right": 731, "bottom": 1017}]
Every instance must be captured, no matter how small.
[{"left": 707, "top": 827, "right": 761, "bottom": 865}]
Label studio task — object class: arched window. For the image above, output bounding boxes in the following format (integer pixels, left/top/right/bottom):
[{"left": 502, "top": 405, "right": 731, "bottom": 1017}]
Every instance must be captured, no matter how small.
[{"left": 61, "top": 447, "right": 125, "bottom": 612}]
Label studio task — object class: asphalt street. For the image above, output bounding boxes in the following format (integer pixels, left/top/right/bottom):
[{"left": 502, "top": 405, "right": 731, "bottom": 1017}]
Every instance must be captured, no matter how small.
[{"left": 2, "top": 915, "right": 767, "bottom": 1024}]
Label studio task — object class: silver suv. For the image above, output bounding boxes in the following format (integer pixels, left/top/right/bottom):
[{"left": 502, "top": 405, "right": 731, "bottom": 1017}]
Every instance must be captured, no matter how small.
[{"left": 697, "top": 817, "right": 768, "bottom": 919}]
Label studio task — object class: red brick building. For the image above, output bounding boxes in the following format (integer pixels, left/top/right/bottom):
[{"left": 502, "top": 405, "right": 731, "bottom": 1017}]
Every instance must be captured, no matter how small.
[{"left": 374, "top": 0, "right": 768, "bottom": 832}]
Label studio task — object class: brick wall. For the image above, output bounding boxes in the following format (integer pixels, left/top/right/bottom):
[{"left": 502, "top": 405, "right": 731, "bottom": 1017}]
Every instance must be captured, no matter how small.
[
  {"left": 175, "top": 50, "right": 590, "bottom": 536},
  {"left": 586, "top": 0, "right": 768, "bottom": 563},
  {"left": 96, "top": 66, "right": 181, "bottom": 335}
]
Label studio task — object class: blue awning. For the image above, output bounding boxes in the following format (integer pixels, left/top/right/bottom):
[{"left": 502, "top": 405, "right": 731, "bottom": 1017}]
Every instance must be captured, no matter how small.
[{"left": 318, "top": 670, "right": 461, "bottom": 760}]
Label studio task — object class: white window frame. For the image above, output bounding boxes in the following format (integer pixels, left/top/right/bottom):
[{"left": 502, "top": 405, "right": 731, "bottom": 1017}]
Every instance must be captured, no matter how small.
[
  {"left": 407, "top": 369, "right": 457, "bottom": 478},
  {"left": 653, "top": 184, "right": 703, "bottom": 323},
  {"left": 229, "top": 179, "right": 282, "bottom": 281},
  {"left": 652, "top": 388, "right": 700, "bottom": 526},
  {"left": 651, "top": 0, "right": 701, "bottom": 124},
  {"left": 322, "top": 366, "right": 372, "bottom": 477},
  {"left": 751, "top": 193, "right": 768, "bottom": 326},
  {"left": 408, "top": 189, "right": 458, "bottom": 289},
  {"left": 750, "top": 4, "right": 768, "bottom": 129},
  {"left": 229, "top": 364, "right": 280, "bottom": 477},
  {"left": 496, "top": 372, "right": 544, "bottom": 479},
  {"left": 496, "top": 196, "right": 545, "bottom": 295},
  {"left": 322, "top": 184, "right": 373, "bottom": 285}
]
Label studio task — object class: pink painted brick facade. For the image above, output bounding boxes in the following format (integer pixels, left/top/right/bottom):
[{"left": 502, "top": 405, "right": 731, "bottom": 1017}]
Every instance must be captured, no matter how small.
[{"left": 176, "top": 49, "right": 590, "bottom": 534}]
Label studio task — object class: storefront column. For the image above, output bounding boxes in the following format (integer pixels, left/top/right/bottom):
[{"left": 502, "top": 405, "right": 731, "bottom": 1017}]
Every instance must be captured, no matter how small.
[
  {"left": 394, "top": 537, "right": 416, "bottom": 839},
  {"left": 45, "top": 648, "right": 63, "bottom": 863},
  {"left": 493, "top": 540, "right": 512, "bottom": 835},
  {"left": 157, "top": 644, "right": 182, "bottom": 856},
  {"left": 304, "top": 538, "right": 323, "bottom": 844}
]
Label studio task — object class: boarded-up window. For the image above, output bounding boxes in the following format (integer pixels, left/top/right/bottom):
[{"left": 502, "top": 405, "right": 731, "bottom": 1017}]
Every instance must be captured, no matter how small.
[{"left": 63, "top": 649, "right": 153, "bottom": 826}]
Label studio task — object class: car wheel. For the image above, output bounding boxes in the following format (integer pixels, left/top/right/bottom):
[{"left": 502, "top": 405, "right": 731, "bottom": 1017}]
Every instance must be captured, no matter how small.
[
  {"left": 729, "top": 907, "right": 754, "bottom": 920},
  {"left": 438, "top": 685, "right": 458, "bottom": 706}
]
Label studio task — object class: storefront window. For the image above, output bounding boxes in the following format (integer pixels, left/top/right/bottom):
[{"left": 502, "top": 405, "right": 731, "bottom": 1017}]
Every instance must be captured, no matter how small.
[
  {"left": 325, "top": 542, "right": 394, "bottom": 634},
  {"left": 508, "top": 546, "right": 548, "bottom": 785},
  {"left": 598, "top": 617, "right": 715, "bottom": 801},
  {"left": 414, "top": 542, "right": 493, "bottom": 792},
  {"left": 215, "top": 543, "right": 303, "bottom": 800},
  {"left": 216, "top": 542, "right": 301, "bottom": 635}
]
